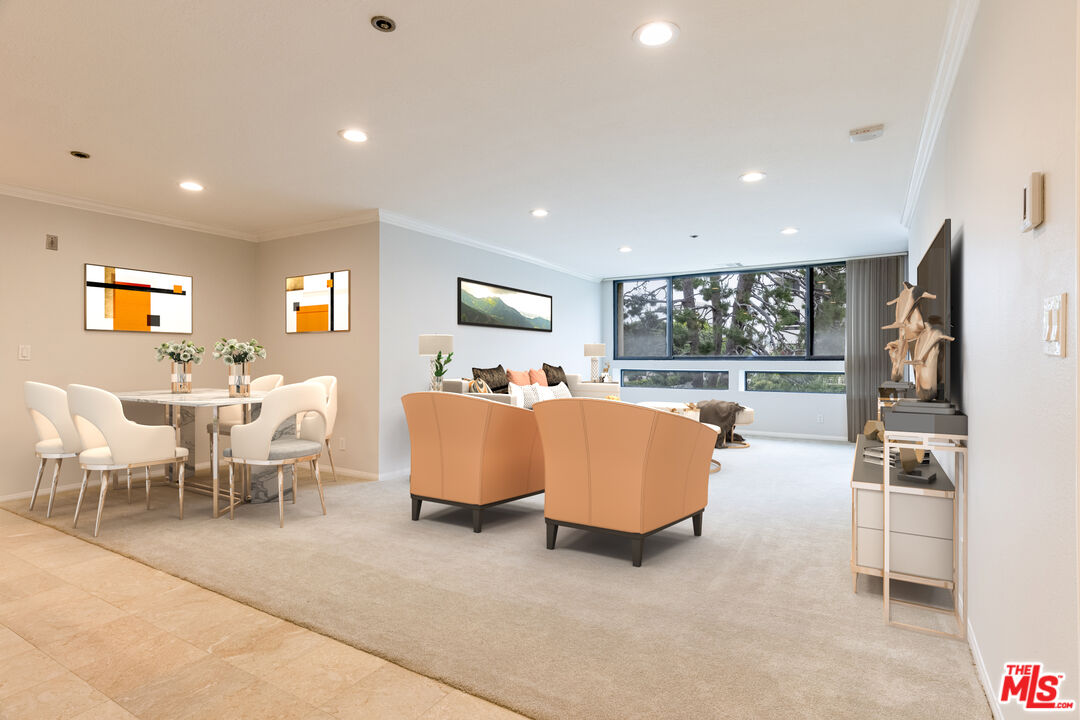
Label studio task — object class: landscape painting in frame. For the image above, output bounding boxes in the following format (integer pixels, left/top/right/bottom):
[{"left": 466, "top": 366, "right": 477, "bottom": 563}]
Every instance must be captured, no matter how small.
[
  {"left": 458, "top": 278, "right": 552, "bottom": 332},
  {"left": 84, "top": 264, "right": 192, "bottom": 333},
  {"left": 285, "top": 270, "right": 350, "bottom": 333}
]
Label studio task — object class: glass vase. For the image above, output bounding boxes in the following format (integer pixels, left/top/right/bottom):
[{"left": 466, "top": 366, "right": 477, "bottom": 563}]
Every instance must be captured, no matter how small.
[
  {"left": 228, "top": 362, "right": 251, "bottom": 397},
  {"left": 170, "top": 361, "right": 193, "bottom": 393}
]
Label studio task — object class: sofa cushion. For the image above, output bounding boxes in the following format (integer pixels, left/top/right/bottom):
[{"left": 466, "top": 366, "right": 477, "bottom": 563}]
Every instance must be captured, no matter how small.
[
  {"left": 506, "top": 369, "right": 530, "bottom": 386},
  {"left": 224, "top": 438, "right": 322, "bottom": 461},
  {"left": 542, "top": 363, "right": 568, "bottom": 387},
  {"left": 529, "top": 368, "right": 548, "bottom": 386},
  {"left": 473, "top": 365, "right": 509, "bottom": 394}
]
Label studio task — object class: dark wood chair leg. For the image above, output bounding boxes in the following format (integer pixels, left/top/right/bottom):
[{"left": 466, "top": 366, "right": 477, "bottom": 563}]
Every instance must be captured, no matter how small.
[
  {"left": 472, "top": 508, "right": 482, "bottom": 533},
  {"left": 693, "top": 511, "right": 703, "bottom": 536},
  {"left": 631, "top": 537, "right": 644, "bottom": 567},
  {"left": 411, "top": 497, "right": 422, "bottom": 521},
  {"left": 546, "top": 520, "right": 558, "bottom": 549}
]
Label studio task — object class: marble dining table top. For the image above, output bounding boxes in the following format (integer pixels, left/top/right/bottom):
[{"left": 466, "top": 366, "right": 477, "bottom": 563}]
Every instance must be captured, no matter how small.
[{"left": 114, "top": 388, "right": 268, "bottom": 407}]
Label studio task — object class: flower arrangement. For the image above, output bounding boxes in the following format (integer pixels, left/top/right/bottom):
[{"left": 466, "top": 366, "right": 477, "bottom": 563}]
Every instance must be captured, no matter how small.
[
  {"left": 213, "top": 338, "right": 266, "bottom": 365},
  {"left": 433, "top": 350, "right": 453, "bottom": 379},
  {"left": 155, "top": 340, "right": 205, "bottom": 365}
]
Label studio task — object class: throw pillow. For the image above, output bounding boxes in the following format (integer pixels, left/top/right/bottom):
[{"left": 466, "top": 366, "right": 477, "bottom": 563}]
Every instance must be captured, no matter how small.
[
  {"left": 506, "top": 369, "right": 531, "bottom": 386},
  {"left": 519, "top": 383, "right": 544, "bottom": 410},
  {"left": 550, "top": 381, "right": 572, "bottom": 399},
  {"left": 473, "top": 365, "right": 509, "bottom": 394},
  {"left": 542, "top": 363, "right": 568, "bottom": 387},
  {"left": 529, "top": 368, "right": 548, "bottom": 386},
  {"left": 467, "top": 378, "right": 492, "bottom": 394}
]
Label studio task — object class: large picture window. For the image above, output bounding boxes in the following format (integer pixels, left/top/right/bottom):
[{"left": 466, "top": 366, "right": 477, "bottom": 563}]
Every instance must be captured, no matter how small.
[{"left": 615, "top": 263, "right": 845, "bottom": 360}]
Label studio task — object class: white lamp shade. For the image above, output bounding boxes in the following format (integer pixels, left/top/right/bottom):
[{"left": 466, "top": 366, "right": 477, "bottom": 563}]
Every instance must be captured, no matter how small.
[
  {"left": 584, "top": 343, "right": 606, "bottom": 357},
  {"left": 418, "top": 334, "right": 453, "bottom": 356}
]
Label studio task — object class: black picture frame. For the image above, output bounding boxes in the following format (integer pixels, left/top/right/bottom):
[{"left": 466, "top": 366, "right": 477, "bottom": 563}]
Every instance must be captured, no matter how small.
[{"left": 457, "top": 277, "right": 553, "bottom": 332}]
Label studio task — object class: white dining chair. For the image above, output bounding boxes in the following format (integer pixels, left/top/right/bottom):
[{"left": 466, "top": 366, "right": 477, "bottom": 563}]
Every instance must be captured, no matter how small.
[
  {"left": 225, "top": 382, "right": 327, "bottom": 528},
  {"left": 24, "top": 382, "right": 89, "bottom": 517},
  {"left": 300, "top": 375, "right": 338, "bottom": 482},
  {"left": 67, "top": 384, "right": 189, "bottom": 537},
  {"left": 206, "top": 373, "right": 284, "bottom": 464}
]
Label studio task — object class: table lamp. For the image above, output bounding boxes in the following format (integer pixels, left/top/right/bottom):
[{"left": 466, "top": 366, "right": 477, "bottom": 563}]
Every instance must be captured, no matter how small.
[
  {"left": 584, "top": 343, "right": 606, "bottom": 383},
  {"left": 418, "top": 334, "right": 454, "bottom": 391}
]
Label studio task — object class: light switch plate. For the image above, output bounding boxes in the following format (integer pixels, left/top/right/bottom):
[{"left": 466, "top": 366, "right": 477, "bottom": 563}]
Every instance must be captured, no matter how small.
[
  {"left": 45, "top": 234, "right": 58, "bottom": 251},
  {"left": 17, "top": 344, "right": 31, "bottom": 360},
  {"left": 1043, "top": 293, "right": 1066, "bottom": 357}
]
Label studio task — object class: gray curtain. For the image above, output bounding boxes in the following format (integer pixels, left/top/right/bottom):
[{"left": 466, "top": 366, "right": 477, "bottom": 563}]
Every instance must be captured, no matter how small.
[{"left": 845, "top": 256, "right": 906, "bottom": 441}]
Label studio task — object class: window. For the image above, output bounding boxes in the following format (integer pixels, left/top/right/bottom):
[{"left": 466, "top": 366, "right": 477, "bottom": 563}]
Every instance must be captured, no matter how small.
[
  {"left": 615, "top": 263, "right": 845, "bottom": 359},
  {"left": 744, "top": 372, "right": 846, "bottom": 394},
  {"left": 621, "top": 369, "right": 729, "bottom": 390}
]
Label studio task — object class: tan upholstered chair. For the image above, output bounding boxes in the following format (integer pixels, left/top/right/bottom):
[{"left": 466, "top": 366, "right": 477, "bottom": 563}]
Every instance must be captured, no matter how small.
[
  {"left": 207, "top": 373, "right": 284, "bottom": 464},
  {"left": 533, "top": 398, "right": 718, "bottom": 566},
  {"left": 299, "top": 375, "right": 338, "bottom": 481},
  {"left": 401, "top": 392, "right": 544, "bottom": 532}
]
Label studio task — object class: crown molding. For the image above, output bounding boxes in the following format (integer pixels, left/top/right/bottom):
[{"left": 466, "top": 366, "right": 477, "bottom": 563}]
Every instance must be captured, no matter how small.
[
  {"left": 899, "top": 0, "right": 980, "bottom": 227},
  {"left": 0, "top": 183, "right": 256, "bottom": 240},
  {"left": 377, "top": 210, "right": 600, "bottom": 282},
  {"left": 255, "top": 209, "right": 380, "bottom": 241}
]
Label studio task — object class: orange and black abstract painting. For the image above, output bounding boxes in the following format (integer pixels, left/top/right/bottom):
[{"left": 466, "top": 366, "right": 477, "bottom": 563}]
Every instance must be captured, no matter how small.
[
  {"left": 84, "top": 264, "right": 192, "bottom": 333},
  {"left": 285, "top": 270, "right": 350, "bottom": 333}
]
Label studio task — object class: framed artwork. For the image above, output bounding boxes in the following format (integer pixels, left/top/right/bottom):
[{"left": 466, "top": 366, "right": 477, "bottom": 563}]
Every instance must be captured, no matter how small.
[
  {"left": 458, "top": 278, "right": 552, "bottom": 332},
  {"left": 285, "top": 270, "right": 350, "bottom": 333},
  {"left": 84, "top": 264, "right": 192, "bottom": 333}
]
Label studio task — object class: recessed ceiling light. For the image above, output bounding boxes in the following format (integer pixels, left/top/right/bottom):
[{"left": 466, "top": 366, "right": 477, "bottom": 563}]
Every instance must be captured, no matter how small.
[
  {"left": 370, "top": 16, "right": 396, "bottom": 32},
  {"left": 739, "top": 171, "right": 766, "bottom": 183},
  {"left": 618, "top": 246, "right": 633, "bottom": 253},
  {"left": 531, "top": 208, "right": 549, "bottom": 218},
  {"left": 69, "top": 150, "right": 90, "bottom": 159},
  {"left": 339, "top": 129, "right": 368, "bottom": 143},
  {"left": 780, "top": 227, "right": 799, "bottom": 235},
  {"left": 633, "top": 21, "right": 679, "bottom": 47},
  {"left": 179, "top": 181, "right": 204, "bottom": 192}
]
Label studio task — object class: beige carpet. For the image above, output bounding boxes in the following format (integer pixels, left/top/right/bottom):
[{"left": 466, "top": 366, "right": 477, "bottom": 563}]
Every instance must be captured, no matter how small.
[{"left": 4, "top": 438, "right": 991, "bottom": 720}]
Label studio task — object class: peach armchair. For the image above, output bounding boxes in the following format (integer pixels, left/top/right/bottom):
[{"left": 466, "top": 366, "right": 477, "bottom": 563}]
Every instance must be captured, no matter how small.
[
  {"left": 401, "top": 392, "right": 544, "bottom": 532},
  {"left": 533, "top": 398, "right": 718, "bottom": 566}
]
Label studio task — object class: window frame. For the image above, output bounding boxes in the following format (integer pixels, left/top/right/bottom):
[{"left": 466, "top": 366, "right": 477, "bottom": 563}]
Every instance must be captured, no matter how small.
[
  {"left": 613, "top": 262, "right": 845, "bottom": 361},
  {"left": 743, "top": 370, "right": 847, "bottom": 394}
]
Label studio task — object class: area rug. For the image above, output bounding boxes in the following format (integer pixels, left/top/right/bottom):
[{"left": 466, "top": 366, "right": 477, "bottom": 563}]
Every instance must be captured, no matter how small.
[{"left": 3, "top": 438, "right": 990, "bottom": 719}]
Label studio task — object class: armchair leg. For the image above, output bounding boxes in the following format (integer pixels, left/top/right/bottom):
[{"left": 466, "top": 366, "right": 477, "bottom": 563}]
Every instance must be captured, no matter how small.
[
  {"left": 145, "top": 466, "right": 151, "bottom": 510},
  {"left": 631, "top": 537, "right": 644, "bottom": 567},
  {"left": 126, "top": 469, "right": 132, "bottom": 505},
  {"left": 177, "top": 462, "right": 185, "bottom": 521},
  {"left": 28, "top": 458, "right": 45, "bottom": 511},
  {"left": 312, "top": 460, "right": 326, "bottom": 515},
  {"left": 411, "top": 497, "right": 422, "bottom": 521},
  {"left": 472, "top": 509, "right": 482, "bottom": 533},
  {"left": 546, "top": 520, "right": 558, "bottom": 549},
  {"left": 93, "top": 471, "right": 110, "bottom": 538},
  {"left": 277, "top": 465, "right": 285, "bottom": 528},
  {"left": 693, "top": 511, "right": 703, "bottom": 537},
  {"left": 325, "top": 440, "right": 339, "bottom": 482},
  {"left": 227, "top": 462, "right": 235, "bottom": 520},
  {"left": 292, "top": 462, "right": 297, "bottom": 504},
  {"left": 46, "top": 458, "right": 63, "bottom": 519},
  {"left": 74, "top": 469, "right": 90, "bottom": 528}
]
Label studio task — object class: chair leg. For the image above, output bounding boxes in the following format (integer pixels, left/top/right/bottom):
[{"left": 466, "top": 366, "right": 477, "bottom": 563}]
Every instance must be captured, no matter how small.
[
  {"left": 73, "top": 469, "right": 90, "bottom": 528},
  {"left": 177, "top": 462, "right": 185, "bottom": 521},
  {"left": 93, "top": 471, "right": 110, "bottom": 537},
  {"left": 693, "top": 511, "right": 703, "bottom": 537},
  {"left": 292, "top": 463, "right": 298, "bottom": 504},
  {"left": 312, "top": 460, "right": 326, "bottom": 516},
  {"left": 227, "top": 462, "right": 235, "bottom": 520},
  {"left": 325, "top": 440, "right": 338, "bottom": 482},
  {"left": 145, "top": 466, "right": 151, "bottom": 510},
  {"left": 546, "top": 520, "right": 558, "bottom": 549},
  {"left": 46, "top": 458, "right": 63, "bottom": 518},
  {"left": 28, "top": 458, "right": 46, "bottom": 511},
  {"left": 411, "top": 497, "right": 422, "bottom": 521},
  {"left": 472, "top": 508, "right": 482, "bottom": 533},
  {"left": 126, "top": 469, "right": 132, "bottom": 505},
  {"left": 277, "top": 465, "right": 285, "bottom": 528},
  {"left": 631, "top": 537, "right": 644, "bottom": 567}
]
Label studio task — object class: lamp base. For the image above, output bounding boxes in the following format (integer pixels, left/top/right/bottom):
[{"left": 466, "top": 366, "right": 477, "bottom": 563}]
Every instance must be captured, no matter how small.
[{"left": 590, "top": 357, "right": 600, "bottom": 383}]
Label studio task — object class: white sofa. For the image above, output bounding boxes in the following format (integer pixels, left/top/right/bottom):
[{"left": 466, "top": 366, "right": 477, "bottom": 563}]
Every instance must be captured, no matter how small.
[{"left": 443, "top": 374, "right": 620, "bottom": 407}]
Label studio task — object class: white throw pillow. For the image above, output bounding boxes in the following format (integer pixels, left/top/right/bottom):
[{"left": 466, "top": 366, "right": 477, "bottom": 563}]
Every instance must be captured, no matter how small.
[{"left": 550, "top": 381, "right": 572, "bottom": 399}]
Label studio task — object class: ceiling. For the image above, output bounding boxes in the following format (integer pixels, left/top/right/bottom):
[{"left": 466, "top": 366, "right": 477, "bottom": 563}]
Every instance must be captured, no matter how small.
[{"left": 0, "top": 0, "right": 948, "bottom": 279}]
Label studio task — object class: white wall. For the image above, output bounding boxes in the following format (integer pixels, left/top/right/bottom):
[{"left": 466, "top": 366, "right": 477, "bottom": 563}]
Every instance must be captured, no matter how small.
[
  {"left": 907, "top": 0, "right": 1078, "bottom": 714},
  {"left": 600, "top": 281, "right": 848, "bottom": 439},
  {"left": 378, "top": 223, "right": 603, "bottom": 476}
]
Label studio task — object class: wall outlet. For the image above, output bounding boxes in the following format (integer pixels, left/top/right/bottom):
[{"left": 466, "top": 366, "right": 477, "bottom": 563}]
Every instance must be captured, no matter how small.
[
  {"left": 816, "top": 414, "right": 824, "bottom": 424},
  {"left": 45, "top": 234, "right": 58, "bottom": 251},
  {"left": 17, "top": 344, "right": 31, "bottom": 360},
  {"left": 337, "top": 436, "right": 346, "bottom": 451}
]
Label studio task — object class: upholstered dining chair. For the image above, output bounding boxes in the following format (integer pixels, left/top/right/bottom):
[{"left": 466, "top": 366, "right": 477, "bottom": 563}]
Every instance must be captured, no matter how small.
[
  {"left": 24, "top": 382, "right": 88, "bottom": 517},
  {"left": 66, "top": 384, "right": 189, "bottom": 537},
  {"left": 533, "top": 398, "right": 718, "bottom": 566},
  {"left": 206, "top": 373, "right": 284, "bottom": 462},
  {"left": 225, "top": 382, "right": 327, "bottom": 528},
  {"left": 300, "top": 375, "right": 338, "bottom": 481}
]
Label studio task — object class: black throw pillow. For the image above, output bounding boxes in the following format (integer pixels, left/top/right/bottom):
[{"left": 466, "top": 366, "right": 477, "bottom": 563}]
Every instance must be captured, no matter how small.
[
  {"left": 473, "top": 365, "right": 509, "bottom": 394},
  {"left": 543, "top": 363, "right": 568, "bottom": 387}
]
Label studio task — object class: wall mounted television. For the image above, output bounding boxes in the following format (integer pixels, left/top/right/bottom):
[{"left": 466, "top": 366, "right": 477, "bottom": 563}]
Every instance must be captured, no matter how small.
[{"left": 916, "top": 219, "right": 960, "bottom": 408}]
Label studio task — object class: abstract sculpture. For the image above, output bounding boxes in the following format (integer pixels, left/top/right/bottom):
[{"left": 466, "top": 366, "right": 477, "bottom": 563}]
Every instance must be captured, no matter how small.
[{"left": 883, "top": 282, "right": 954, "bottom": 401}]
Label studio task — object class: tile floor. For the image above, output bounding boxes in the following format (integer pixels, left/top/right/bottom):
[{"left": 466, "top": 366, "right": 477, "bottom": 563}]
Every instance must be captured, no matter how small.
[{"left": 0, "top": 508, "right": 526, "bottom": 720}]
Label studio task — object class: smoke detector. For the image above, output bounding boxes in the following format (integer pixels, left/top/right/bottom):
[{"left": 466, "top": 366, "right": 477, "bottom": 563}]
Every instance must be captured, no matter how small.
[{"left": 849, "top": 124, "right": 885, "bottom": 143}]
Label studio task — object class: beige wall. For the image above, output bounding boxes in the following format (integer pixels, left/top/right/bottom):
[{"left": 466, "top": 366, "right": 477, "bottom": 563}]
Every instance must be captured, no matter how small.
[
  {"left": 0, "top": 194, "right": 257, "bottom": 499},
  {"left": 253, "top": 223, "right": 380, "bottom": 477},
  {"left": 907, "top": 0, "right": 1078, "bottom": 713}
]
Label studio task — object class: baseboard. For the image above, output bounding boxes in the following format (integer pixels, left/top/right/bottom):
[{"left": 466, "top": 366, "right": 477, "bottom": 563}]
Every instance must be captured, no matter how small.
[
  {"left": 740, "top": 430, "right": 848, "bottom": 442},
  {"left": 968, "top": 619, "right": 1003, "bottom": 720}
]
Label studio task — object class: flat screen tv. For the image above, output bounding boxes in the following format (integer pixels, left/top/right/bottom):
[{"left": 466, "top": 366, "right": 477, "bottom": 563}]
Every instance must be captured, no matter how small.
[{"left": 916, "top": 219, "right": 960, "bottom": 408}]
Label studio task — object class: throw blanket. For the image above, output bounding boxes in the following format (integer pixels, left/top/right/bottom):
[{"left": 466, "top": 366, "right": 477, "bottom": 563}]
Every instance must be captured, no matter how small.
[{"left": 698, "top": 400, "right": 745, "bottom": 449}]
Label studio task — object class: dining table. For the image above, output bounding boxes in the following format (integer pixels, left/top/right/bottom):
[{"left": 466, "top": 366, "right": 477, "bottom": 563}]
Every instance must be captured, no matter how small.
[{"left": 113, "top": 388, "right": 283, "bottom": 518}]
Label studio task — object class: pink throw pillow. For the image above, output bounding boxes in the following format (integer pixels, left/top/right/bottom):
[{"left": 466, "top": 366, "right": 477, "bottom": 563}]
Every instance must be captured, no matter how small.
[
  {"left": 529, "top": 368, "right": 548, "bottom": 386},
  {"left": 506, "top": 369, "right": 530, "bottom": 386}
]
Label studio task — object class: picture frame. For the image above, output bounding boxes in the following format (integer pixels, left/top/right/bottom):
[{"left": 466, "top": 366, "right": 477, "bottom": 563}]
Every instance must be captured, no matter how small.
[
  {"left": 458, "top": 277, "right": 552, "bottom": 332},
  {"left": 84, "top": 263, "right": 193, "bottom": 333},
  {"left": 285, "top": 269, "right": 351, "bottom": 333}
]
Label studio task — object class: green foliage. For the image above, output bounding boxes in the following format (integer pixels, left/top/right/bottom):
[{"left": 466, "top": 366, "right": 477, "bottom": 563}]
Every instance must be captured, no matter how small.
[
  {"left": 745, "top": 372, "right": 846, "bottom": 394},
  {"left": 622, "top": 370, "right": 729, "bottom": 390},
  {"left": 460, "top": 289, "right": 549, "bottom": 330},
  {"left": 433, "top": 350, "right": 453, "bottom": 378}
]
